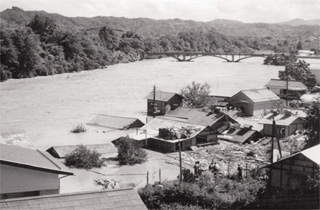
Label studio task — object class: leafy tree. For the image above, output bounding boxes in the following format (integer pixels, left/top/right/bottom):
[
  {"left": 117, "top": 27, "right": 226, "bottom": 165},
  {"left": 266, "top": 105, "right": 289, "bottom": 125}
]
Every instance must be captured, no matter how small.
[
  {"left": 304, "top": 101, "right": 320, "bottom": 148},
  {"left": 180, "top": 81, "right": 211, "bottom": 108},
  {"left": 278, "top": 60, "right": 316, "bottom": 88},
  {"left": 27, "top": 15, "right": 58, "bottom": 42},
  {"left": 64, "top": 145, "right": 105, "bottom": 169},
  {"left": 115, "top": 136, "right": 147, "bottom": 165}
]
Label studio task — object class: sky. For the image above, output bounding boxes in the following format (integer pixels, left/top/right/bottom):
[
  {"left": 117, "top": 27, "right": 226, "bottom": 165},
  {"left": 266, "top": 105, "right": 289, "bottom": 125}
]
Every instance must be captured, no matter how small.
[{"left": 0, "top": 0, "right": 320, "bottom": 23}]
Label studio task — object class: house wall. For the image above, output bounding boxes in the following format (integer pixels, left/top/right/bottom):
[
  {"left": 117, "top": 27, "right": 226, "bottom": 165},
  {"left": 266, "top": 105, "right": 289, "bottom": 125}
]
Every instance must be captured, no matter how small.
[
  {"left": 147, "top": 137, "right": 196, "bottom": 153},
  {"left": 263, "top": 122, "right": 304, "bottom": 137},
  {"left": 147, "top": 100, "right": 166, "bottom": 116},
  {"left": 0, "top": 164, "right": 59, "bottom": 196},
  {"left": 310, "top": 69, "right": 320, "bottom": 85},
  {"left": 253, "top": 100, "right": 280, "bottom": 116}
]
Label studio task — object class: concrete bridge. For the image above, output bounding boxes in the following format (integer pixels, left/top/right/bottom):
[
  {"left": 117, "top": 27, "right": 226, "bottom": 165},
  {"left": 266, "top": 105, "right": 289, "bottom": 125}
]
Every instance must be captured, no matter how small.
[{"left": 141, "top": 52, "right": 320, "bottom": 62}]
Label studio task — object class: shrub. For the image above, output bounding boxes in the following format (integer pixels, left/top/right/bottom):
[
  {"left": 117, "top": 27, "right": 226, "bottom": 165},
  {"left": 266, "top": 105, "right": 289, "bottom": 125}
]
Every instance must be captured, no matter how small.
[
  {"left": 64, "top": 145, "right": 104, "bottom": 169},
  {"left": 115, "top": 137, "right": 147, "bottom": 165},
  {"left": 70, "top": 124, "right": 86, "bottom": 133}
]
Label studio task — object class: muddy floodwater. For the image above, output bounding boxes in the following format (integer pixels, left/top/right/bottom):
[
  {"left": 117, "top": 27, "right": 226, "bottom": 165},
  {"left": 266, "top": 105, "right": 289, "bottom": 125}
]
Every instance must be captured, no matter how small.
[{"left": 0, "top": 57, "right": 319, "bottom": 149}]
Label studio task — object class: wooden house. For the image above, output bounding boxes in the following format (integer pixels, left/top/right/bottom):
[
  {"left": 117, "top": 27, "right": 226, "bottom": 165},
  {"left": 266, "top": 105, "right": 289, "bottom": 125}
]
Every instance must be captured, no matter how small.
[
  {"left": 147, "top": 91, "right": 183, "bottom": 116},
  {"left": 261, "top": 145, "right": 320, "bottom": 209},
  {"left": 228, "top": 88, "right": 281, "bottom": 116},
  {"left": 128, "top": 118, "right": 216, "bottom": 153},
  {"left": 259, "top": 112, "right": 304, "bottom": 138},
  {"left": 88, "top": 114, "right": 144, "bottom": 130},
  {"left": 0, "top": 144, "right": 73, "bottom": 200},
  {"left": 265, "top": 79, "right": 307, "bottom": 99}
]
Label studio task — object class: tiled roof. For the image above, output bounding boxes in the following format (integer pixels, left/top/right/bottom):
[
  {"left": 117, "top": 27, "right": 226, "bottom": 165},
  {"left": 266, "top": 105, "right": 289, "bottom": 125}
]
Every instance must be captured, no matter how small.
[
  {"left": 88, "top": 114, "right": 144, "bottom": 129},
  {"left": 0, "top": 188, "right": 147, "bottom": 210},
  {"left": 0, "top": 144, "right": 73, "bottom": 175},
  {"left": 259, "top": 113, "right": 303, "bottom": 126},
  {"left": 231, "top": 88, "right": 280, "bottom": 103},
  {"left": 47, "top": 143, "right": 118, "bottom": 159},
  {"left": 265, "top": 79, "right": 307, "bottom": 91},
  {"left": 146, "top": 91, "right": 180, "bottom": 102}
]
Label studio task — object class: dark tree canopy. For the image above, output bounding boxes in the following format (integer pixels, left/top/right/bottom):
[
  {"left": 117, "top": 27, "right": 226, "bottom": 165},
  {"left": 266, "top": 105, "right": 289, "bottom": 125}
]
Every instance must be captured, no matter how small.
[
  {"left": 278, "top": 60, "right": 316, "bottom": 88},
  {"left": 304, "top": 101, "right": 320, "bottom": 148}
]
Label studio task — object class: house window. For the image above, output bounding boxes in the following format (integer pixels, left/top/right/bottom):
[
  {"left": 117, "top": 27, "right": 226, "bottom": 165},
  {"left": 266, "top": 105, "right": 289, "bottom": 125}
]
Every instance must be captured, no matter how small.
[{"left": 1, "top": 191, "right": 40, "bottom": 200}]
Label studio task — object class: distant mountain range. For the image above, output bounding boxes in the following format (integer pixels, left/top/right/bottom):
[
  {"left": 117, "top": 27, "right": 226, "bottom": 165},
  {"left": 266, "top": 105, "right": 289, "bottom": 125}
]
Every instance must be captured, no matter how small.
[{"left": 1, "top": 7, "right": 320, "bottom": 38}]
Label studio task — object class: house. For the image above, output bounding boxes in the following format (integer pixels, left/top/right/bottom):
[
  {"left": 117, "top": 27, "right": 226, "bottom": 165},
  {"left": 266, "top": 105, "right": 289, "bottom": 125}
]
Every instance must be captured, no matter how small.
[
  {"left": 265, "top": 79, "right": 307, "bottom": 99},
  {"left": 46, "top": 143, "right": 118, "bottom": 159},
  {"left": 298, "top": 50, "right": 315, "bottom": 56},
  {"left": 310, "top": 68, "right": 320, "bottom": 85},
  {"left": 88, "top": 114, "right": 145, "bottom": 130},
  {"left": 147, "top": 91, "right": 183, "bottom": 116},
  {"left": 128, "top": 118, "right": 215, "bottom": 153},
  {"left": 0, "top": 144, "right": 73, "bottom": 200},
  {"left": 218, "top": 124, "right": 262, "bottom": 144},
  {"left": 259, "top": 112, "right": 304, "bottom": 138},
  {"left": 0, "top": 188, "right": 147, "bottom": 210},
  {"left": 228, "top": 88, "right": 281, "bottom": 116},
  {"left": 261, "top": 145, "right": 320, "bottom": 209}
]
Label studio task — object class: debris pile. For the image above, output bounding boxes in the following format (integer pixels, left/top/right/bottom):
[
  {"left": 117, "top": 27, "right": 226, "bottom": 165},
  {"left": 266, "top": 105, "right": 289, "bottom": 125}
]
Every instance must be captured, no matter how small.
[{"left": 158, "top": 126, "right": 201, "bottom": 140}]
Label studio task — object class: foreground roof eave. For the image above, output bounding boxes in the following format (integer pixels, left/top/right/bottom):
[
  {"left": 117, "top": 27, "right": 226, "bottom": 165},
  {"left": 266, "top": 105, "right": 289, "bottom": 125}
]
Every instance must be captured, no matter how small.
[{"left": 0, "top": 160, "right": 74, "bottom": 175}]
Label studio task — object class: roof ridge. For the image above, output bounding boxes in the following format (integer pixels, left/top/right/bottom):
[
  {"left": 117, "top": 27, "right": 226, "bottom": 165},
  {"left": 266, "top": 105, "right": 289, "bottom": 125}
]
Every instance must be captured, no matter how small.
[
  {"left": 95, "top": 114, "right": 140, "bottom": 120},
  {"left": 37, "top": 150, "right": 61, "bottom": 170},
  {"left": 50, "top": 143, "right": 114, "bottom": 148}
]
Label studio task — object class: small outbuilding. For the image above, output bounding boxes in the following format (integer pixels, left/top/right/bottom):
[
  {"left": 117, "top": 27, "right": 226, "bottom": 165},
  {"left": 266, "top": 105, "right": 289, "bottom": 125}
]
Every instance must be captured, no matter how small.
[
  {"left": 310, "top": 68, "right": 320, "bottom": 85},
  {"left": 88, "top": 114, "right": 144, "bottom": 129},
  {"left": 0, "top": 188, "right": 147, "bottom": 210},
  {"left": 147, "top": 91, "right": 183, "bottom": 116},
  {"left": 0, "top": 144, "right": 73, "bottom": 200},
  {"left": 218, "top": 124, "right": 262, "bottom": 144},
  {"left": 228, "top": 88, "right": 281, "bottom": 116},
  {"left": 265, "top": 79, "right": 307, "bottom": 99},
  {"left": 46, "top": 143, "right": 118, "bottom": 159},
  {"left": 259, "top": 112, "right": 304, "bottom": 138}
]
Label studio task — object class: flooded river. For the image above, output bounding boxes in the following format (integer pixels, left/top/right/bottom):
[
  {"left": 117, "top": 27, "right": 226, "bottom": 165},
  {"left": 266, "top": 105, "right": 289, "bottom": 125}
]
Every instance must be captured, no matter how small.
[{"left": 0, "top": 57, "right": 319, "bottom": 149}]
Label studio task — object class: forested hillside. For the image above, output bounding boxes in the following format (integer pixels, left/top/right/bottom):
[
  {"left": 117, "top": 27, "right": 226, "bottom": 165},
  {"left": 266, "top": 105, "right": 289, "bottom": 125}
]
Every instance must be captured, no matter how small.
[{"left": 1, "top": 7, "right": 319, "bottom": 81}]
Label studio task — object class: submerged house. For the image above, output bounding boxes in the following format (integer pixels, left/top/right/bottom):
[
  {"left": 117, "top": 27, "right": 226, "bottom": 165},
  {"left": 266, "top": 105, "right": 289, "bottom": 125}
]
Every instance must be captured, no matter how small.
[
  {"left": 147, "top": 91, "right": 183, "bottom": 116},
  {"left": 0, "top": 144, "right": 73, "bottom": 200},
  {"left": 128, "top": 118, "right": 216, "bottom": 153},
  {"left": 47, "top": 143, "right": 118, "bottom": 159},
  {"left": 259, "top": 112, "right": 304, "bottom": 138},
  {"left": 261, "top": 145, "right": 320, "bottom": 209},
  {"left": 88, "top": 114, "right": 144, "bottom": 130},
  {"left": 0, "top": 188, "right": 147, "bottom": 210},
  {"left": 265, "top": 79, "right": 307, "bottom": 99},
  {"left": 228, "top": 88, "right": 281, "bottom": 116}
]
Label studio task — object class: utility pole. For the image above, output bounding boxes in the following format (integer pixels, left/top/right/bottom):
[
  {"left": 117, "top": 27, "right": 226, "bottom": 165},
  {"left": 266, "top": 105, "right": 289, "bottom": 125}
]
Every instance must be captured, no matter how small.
[
  {"left": 153, "top": 85, "right": 156, "bottom": 118},
  {"left": 285, "top": 68, "right": 289, "bottom": 107},
  {"left": 271, "top": 119, "right": 275, "bottom": 163},
  {"left": 179, "top": 141, "right": 182, "bottom": 184}
]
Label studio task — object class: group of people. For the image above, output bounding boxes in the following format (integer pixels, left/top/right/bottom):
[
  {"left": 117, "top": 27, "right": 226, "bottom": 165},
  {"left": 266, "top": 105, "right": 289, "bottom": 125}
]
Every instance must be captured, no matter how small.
[{"left": 194, "top": 160, "right": 243, "bottom": 181}]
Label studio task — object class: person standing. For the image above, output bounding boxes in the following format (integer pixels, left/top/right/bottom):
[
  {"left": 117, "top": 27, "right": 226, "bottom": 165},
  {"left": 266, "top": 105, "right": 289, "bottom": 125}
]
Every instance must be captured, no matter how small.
[
  {"left": 237, "top": 164, "right": 243, "bottom": 181},
  {"left": 194, "top": 161, "right": 200, "bottom": 177}
]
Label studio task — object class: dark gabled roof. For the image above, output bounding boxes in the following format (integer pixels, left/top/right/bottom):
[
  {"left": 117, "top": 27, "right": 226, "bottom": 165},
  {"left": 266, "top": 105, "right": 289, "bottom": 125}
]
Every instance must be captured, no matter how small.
[
  {"left": 0, "top": 144, "right": 73, "bottom": 175},
  {"left": 88, "top": 114, "right": 145, "bottom": 129},
  {"left": 47, "top": 143, "right": 118, "bottom": 159},
  {"left": 229, "top": 88, "right": 280, "bottom": 103},
  {"left": 0, "top": 188, "right": 147, "bottom": 210},
  {"left": 146, "top": 91, "right": 181, "bottom": 102},
  {"left": 165, "top": 107, "right": 228, "bottom": 126},
  {"left": 265, "top": 79, "right": 307, "bottom": 91}
]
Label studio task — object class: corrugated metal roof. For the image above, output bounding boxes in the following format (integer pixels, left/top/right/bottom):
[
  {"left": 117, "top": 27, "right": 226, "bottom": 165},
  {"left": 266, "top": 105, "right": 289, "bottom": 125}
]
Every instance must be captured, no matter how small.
[
  {"left": 265, "top": 79, "right": 307, "bottom": 91},
  {"left": 146, "top": 91, "right": 180, "bottom": 102},
  {"left": 230, "top": 88, "right": 280, "bottom": 103},
  {"left": 88, "top": 114, "right": 144, "bottom": 129},
  {"left": 47, "top": 143, "right": 118, "bottom": 159},
  {"left": 241, "top": 88, "right": 280, "bottom": 103},
  {"left": 0, "top": 188, "right": 147, "bottom": 210},
  {"left": 259, "top": 113, "right": 302, "bottom": 126},
  {"left": 0, "top": 144, "right": 72, "bottom": 175}
]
